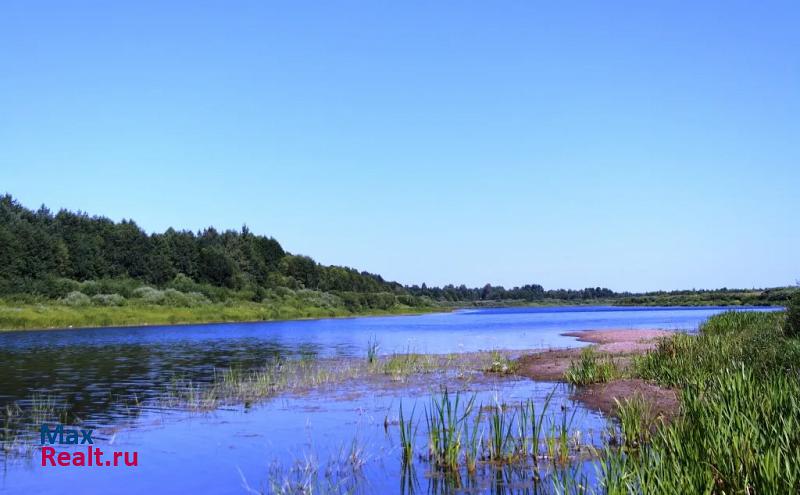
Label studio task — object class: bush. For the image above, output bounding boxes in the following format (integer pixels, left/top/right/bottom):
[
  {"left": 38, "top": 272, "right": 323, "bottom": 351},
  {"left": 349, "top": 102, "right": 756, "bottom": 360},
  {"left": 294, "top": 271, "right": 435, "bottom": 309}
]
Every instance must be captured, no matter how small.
[
  {"left": 168, "top": 273, "right": 198, "bottom": 293},
  {"left": 162, "top": 288, "right": 210, "bottom": 307},
  {"left": 91, "top": 293, "right": 125, "bottom": 306},
  {"left": 132, "top": 286, "right": 164, "bottom": 304},
  {"left": 77, "top": 280, "right": 101, "bottom": 296},
  {"left": 60, "top": 291, "right": 91, "bottom": 307},
  {"left": 786, "top": 293, "right": 800, "bottom": 338},
  {"left": 131, "top": 286, "right": 210, "bottom": 307}
]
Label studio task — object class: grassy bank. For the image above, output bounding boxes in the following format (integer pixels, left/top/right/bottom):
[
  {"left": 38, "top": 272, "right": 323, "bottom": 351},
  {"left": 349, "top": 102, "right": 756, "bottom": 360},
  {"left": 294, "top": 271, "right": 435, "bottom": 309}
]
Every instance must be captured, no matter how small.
[
  {"left": 599, "top": 310, "right": 800, "bottom": 494},
  {"left": 0, "top": 296, "right": 442, "bottom": 331},
  {"left": 1, "top": 295, "right": 788, "bottom": 332}
]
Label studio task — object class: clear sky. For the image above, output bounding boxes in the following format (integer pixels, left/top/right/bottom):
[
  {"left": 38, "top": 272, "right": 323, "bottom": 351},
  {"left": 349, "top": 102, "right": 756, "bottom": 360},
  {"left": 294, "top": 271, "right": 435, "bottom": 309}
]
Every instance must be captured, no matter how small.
[{"left": 1, "top": 1, "right": 798, "bottom": 292}]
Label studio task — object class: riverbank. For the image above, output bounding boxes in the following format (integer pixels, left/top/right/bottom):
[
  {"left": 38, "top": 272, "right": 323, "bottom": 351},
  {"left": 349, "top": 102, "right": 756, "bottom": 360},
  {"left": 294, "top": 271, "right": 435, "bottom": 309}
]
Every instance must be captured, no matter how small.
[
  {"left": 568, "top": 310, "right": 799, "bottom": 493},
  {"left": 516, "top": 329, "right": 679, "bottom": 419},
  {"left": 0, "top": 298, "right": 783, "bottom": 332},
  {"left": 0, "top": 301, "right": 447, "bottom": 332}
]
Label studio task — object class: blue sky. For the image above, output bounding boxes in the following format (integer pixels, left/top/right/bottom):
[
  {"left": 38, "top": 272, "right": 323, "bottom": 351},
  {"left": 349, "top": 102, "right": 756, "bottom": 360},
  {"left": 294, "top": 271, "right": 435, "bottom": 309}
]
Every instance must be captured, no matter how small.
[{"left": 1, "top": 1, "right": 798, "bottom": 292}]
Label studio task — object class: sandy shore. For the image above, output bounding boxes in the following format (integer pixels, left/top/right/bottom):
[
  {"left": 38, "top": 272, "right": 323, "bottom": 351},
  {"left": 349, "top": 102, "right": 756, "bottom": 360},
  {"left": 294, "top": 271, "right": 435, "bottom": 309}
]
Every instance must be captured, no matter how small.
[
  {"left": 516, "top": 328, "right": 679, "bottom": 419},
  {"left": 562, "top": 328, "right": 675, "bottom": 353}
]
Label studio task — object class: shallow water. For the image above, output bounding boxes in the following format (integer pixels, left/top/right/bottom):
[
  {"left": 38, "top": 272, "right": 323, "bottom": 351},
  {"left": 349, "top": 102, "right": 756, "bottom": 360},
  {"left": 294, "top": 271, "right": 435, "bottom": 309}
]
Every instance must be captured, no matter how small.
[
  {"left": 3, "top": 377, "right": 606, "bottom": 494},
  {"left": 0, "top": 306, "right": 779, "bottom": 493},
  {"left": 0, "top": 306, "right": 774, "bottom": 417}
]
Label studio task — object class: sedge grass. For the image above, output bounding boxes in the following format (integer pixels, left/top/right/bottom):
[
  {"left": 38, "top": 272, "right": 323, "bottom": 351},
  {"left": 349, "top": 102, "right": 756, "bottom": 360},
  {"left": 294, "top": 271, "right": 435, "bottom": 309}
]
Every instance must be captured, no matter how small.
[
  {"left": 398, "top": 402, "right": 418, "bottom": 466},
  {"left": 602, "top": 310, "right": 800, "bottom": 494},
  {"left": 564, "top": 347, "right": 619, "bottom": 386}
]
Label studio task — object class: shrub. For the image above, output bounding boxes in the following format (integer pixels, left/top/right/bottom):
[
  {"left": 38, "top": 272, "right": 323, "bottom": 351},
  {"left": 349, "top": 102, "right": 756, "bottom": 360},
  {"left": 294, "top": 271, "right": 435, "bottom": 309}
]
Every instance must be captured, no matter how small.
[
  {"left": 168, "top": 273, "right": 197, "bottom": 293},
  {"left": 130, "top": 286, "right": 209, "bottom": 307},
  {"left": 132, "top": 286, "right": 165, "bottom": 304},
  {"left": 786, "top": 293, "right": 800, "bottom": 338},
  {"left": 77, "top": 280, "right": 101, "bottom": 296},
  {"left": 90, "top": 293, "right": 125, "bottom": 306},
  {"left": 162, "top": 288, "right": 210, "bottom": 307},
  {"left": 60, "top": 291, "right": 91, "bottom": 307}
]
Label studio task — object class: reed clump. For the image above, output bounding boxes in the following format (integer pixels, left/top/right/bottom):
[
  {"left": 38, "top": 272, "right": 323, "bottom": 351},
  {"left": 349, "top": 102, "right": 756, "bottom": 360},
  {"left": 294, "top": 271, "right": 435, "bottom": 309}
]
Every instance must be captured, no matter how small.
[
  {"left": 405, "top": 388, "right": 590, "bottom": 484},
  {"left": 613, "top": 393, "right": 655, "bottom": 450},
  {"left": 564, "top": 347, "right": 620, "bottom": 385}
]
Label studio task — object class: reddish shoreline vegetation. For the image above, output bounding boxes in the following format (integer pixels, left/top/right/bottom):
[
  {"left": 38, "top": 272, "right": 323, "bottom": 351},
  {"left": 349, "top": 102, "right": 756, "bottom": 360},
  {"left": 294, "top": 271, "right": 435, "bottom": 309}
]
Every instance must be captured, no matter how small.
[{"left": 517, "top": 329, "right": 680, "bottom": 420}]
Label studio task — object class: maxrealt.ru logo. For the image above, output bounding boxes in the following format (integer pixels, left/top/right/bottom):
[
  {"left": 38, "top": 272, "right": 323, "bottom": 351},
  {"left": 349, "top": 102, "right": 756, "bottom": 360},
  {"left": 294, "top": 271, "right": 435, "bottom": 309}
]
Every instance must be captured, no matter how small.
[{"left": 40, "top": 424, "right": 138, "bottom": 467}]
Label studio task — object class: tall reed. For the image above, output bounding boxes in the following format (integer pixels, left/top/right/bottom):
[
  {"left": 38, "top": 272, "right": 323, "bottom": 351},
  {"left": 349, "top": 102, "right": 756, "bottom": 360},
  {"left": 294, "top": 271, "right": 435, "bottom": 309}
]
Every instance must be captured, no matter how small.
[
  {"left": 398, "top": 402, "right": 417, "bottom": 466},
  {"left": 425, "top": 389, "right": 475, "bottom": 472}
]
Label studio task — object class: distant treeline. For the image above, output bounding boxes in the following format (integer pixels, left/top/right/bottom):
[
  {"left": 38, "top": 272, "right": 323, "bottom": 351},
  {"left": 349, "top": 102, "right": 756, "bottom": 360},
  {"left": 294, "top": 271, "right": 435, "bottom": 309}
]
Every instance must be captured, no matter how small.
[
  {"left": 405, "top": 283, "right": 615, "bottom": 302},
  {"left": 0, "top": 194, "right": 795, "bottom": 308},
  {"left": 0, "top": 194, "right": 425, "bottom": 313},
  {"left": 407, "top": 284, "right": 794, "bottom": 306}
]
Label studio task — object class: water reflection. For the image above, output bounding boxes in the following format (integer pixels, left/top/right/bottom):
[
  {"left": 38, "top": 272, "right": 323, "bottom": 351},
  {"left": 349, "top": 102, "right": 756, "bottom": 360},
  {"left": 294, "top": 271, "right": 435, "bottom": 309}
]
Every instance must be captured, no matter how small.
[{"left": 0, "top": 306, "right": 776, "bottom": 426}]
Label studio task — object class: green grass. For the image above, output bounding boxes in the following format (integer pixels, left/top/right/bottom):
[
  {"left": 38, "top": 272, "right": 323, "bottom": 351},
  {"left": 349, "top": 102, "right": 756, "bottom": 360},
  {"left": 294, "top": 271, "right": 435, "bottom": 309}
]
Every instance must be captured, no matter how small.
[
  {"left": 425, "top": 389, "right": 475, "bottom": 472},
  {"left": 603, "top": 310, "right": 800, "bottom": 494},
  {"left": 408, "top": 387, "right": 589, "bottom": 481},
  {"left": 0, "top": 300, "right": 442, "bottom": 331},
  {"left": 487, "top": 402, "right": 516, "bottom": 462},
  {"left": 613, "top": 393, "right": 655, "bottom": 450},
  {"left": 260, "top": 441, "right": 368, "bottom": 495},
  {"left": 483, "top": 350, "right": 519, "bottom": 374},
  {"left": 382, "top": 352, "right": 441, "bottom": 378},
  {"left": 398, "top": 402, "right": 418, "bottom": 466},
  {"left": 785, "top": 292, "right": 800, "bottom": 338},
  {"left": 161, "top": 359, "right": 371, "bottom": 410},
  {"left": 161, "top": 351, "right": 518, "bottom": 410},
  {"left": 463, "top": 405, "right": 483, "bottom": 474},
  {"left": 634, "top": 310, "right": 792, "bottom": 387},
  {"left": 606, "top": 367, "right": 800, "bottom": 494},
  {"left": 520, "top": 390, "right": 555, "bottom": 466},
  {"left": 564, "top": 347, "right": 620, "bottom": 385}
]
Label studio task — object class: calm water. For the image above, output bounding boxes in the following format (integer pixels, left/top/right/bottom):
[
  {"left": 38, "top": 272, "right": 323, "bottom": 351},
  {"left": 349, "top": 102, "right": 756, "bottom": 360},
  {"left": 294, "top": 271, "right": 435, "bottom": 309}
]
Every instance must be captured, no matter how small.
[{"left": 0, "top": 306, "right": 779, "bottom": 494}]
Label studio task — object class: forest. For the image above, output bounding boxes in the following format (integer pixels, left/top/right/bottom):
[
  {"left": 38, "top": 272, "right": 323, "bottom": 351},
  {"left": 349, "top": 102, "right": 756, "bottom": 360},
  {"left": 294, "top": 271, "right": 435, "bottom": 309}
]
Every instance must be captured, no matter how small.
[{"left": 0, "top": 194, "right": 794, "bottom": 330}]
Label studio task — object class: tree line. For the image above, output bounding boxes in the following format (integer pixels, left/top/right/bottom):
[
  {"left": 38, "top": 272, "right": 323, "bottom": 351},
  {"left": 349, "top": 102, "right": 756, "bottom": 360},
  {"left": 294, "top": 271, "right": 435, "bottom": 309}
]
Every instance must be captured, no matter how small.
[
  {"left": 0, "top": 194, "right": 793, "bottom": 306},
  {"left": 0, "top": 194, "right": 402, "bottom": 299}
]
